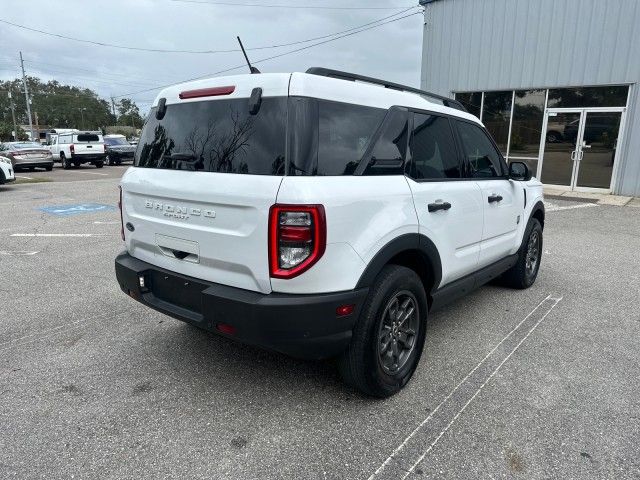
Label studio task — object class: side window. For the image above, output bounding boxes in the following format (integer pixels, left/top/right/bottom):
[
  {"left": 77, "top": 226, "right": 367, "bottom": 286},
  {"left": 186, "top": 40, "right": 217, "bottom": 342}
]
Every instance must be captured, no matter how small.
[
  {"left": 317, "top": 101, "right": 386, "bottom": 175},
  {"left": 408, "top": 113, "right": 460, "bottom": 180},
  {"left": 456, "top": 121, "right": 505, "bottom": 178},
  {"left": 362, "top": 109, "right": 409, "bottom": 176}
]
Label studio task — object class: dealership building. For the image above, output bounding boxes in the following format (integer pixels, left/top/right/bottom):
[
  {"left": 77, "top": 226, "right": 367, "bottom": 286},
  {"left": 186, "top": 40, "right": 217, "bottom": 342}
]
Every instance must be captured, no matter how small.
[{"left": 419, "top": 0, "right": 640, "bottom": 196}]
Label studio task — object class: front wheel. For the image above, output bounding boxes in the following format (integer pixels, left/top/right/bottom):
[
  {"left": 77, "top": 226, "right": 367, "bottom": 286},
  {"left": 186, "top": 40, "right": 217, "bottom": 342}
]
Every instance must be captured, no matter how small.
[
  {"left": 338, "top": 265, "right": 428, "bottom": 398},
  {"left": 501, "top": 218, "right": 543, "bottom": 289},
  {"left": 95, "top": 161, "right": 104, "bottom": 168}
]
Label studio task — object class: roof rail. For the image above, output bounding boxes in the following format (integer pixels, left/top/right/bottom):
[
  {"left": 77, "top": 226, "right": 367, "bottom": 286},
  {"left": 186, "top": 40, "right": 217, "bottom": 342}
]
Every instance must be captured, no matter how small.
[{"left": 305, "top": 67, "right": 467, "bottom": 112}]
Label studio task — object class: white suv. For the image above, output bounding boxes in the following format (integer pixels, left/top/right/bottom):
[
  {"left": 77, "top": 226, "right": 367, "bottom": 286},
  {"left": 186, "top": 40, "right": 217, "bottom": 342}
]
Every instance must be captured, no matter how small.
[{"left": 115, "top": 68, "right": 544, "bottom": 397}]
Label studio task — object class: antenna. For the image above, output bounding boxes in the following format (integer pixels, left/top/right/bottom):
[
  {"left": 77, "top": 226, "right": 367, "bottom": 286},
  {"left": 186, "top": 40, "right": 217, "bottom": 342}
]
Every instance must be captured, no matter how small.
[{"left": 237, "top": 36, "right": 261, "bottom": 74}]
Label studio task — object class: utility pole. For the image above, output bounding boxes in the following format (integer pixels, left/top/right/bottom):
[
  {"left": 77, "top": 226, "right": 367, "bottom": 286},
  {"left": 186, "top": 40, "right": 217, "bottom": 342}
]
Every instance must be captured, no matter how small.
[
  {"left": 110, "top": 96, "right": 117, "bottom": 117},
  {"left": 7, "top": 90, "right": 18, "bottom": 141},
  {"left": 34, "top": 111, "right": 40, "bottom": 142},
  {"left": 19, "top": 51, "right": 35, "bottom": 142}
]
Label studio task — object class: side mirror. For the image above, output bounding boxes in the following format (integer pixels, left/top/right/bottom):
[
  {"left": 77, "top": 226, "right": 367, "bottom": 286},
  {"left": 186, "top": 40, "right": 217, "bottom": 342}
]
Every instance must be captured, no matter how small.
[{"left": 509, "top": 161, "right": 532, "bottom": 181}]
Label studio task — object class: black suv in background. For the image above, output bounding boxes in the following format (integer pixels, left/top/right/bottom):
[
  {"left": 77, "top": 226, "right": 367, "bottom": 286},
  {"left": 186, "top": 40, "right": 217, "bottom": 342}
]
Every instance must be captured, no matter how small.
[{"left": 104, "top": 135, "right": 136, "bottom": 166}]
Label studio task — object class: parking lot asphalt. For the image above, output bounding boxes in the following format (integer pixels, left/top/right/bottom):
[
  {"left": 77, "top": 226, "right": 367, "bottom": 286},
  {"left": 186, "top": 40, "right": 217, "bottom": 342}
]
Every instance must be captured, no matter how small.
[
  {"left": 13, "top": 163, "right": 129, "bottom": 183},
  {"left": 1, "top": 176, "right": 639, "bottom": 479}
]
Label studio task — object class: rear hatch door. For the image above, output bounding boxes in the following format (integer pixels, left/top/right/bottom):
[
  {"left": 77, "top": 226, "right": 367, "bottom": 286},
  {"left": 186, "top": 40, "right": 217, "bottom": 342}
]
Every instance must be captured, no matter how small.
[
  {"left": 73, "top": 133, "right": 104, "bottom": 155},
  {"left": 121, "top": 73, "right": 291, "bottom": 294}
]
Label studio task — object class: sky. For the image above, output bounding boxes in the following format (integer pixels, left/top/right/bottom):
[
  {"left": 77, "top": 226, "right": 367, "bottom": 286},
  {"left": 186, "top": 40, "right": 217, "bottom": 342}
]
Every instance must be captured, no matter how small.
[{"left": 0, "top": 0, "right": 425, "bottom": 114}]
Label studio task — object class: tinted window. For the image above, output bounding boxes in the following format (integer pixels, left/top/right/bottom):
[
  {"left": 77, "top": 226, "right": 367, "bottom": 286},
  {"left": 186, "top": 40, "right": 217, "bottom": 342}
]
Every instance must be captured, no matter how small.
[
  {"left": 76, "top": 134, "right": 100, "bottom": 142},
  {"left": 455, "top": 92, "right": 482, "bottom": 118},
  {"left": 408, "top": 114, "right": 460, "bottom": 180},
  {"left": 362, "top": 109, "right": 409, "bottom": 176},
  {"left": 456, "top": 121, "right": 505, "bottom": 178},
  {"left": 547, "top": 86, "right": 629, "bottom": 108},
  {"left": 482, "top": 91, "right": 512, "bottom": 154},
  {"left": 136, "top": 98, "right": 286, "bottom": 175},
  {"left": 317, "top": 101, "right": 385, "bottom": 175}
]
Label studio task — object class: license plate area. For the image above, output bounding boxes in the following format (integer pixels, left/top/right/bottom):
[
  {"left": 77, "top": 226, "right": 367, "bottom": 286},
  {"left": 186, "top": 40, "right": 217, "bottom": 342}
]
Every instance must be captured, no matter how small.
[{"left": 147, "top": 270, "right": 205, "bottom": 315}]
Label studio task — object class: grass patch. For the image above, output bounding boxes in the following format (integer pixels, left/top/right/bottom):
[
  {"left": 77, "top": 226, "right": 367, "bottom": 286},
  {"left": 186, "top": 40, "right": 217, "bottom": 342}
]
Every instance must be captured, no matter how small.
[{"left": 14, "top": 177, "right": 54, "bottom": 184}]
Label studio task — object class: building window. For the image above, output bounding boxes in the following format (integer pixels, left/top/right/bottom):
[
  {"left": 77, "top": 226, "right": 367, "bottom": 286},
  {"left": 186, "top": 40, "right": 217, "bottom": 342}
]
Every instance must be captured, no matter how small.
[
  {"left": 454, "top": 92, "right": 482, "bottom": 119},
  {"left": 480, "top": 91, "right": 512, "bottom": 155},
  {"left": 547, "top": 86, "right": 629, "bottom": 109},
  {"left": 509, "top": 89, "right": 546, "bottom": 173}
]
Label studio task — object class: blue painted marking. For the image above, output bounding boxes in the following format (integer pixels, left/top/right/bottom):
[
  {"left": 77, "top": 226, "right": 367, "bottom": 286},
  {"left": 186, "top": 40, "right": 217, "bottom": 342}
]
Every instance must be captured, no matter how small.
[{"left": 39, "top": 203, "right": 117, "bottom": 216}]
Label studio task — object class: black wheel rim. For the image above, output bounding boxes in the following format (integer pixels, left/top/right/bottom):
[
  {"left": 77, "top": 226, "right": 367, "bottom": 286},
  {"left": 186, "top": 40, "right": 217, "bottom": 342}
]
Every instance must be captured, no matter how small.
[
  {"left": 525, "top": 230, "right": 541, "bottom": 275},
  {"left": 377, "top": 291, "right": 419, "bottom": 374}
]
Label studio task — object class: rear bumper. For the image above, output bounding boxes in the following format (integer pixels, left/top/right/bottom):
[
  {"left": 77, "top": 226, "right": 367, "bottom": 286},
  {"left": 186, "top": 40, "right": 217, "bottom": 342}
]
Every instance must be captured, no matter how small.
[
  {"left": 71, "top": 153, "right": 105, "bottom": 162},
  {"left": 13, "top": 160, "right": 53, "bottom": 169},
  {"left": 115, "top": 252, "right": 368, "bottom": 359}
]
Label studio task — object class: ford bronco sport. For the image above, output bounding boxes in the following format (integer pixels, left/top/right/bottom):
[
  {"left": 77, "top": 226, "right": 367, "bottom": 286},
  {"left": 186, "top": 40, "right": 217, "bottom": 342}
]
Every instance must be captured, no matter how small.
[{"left": 115, "top": 68, "right": 544, "bottom": 397}]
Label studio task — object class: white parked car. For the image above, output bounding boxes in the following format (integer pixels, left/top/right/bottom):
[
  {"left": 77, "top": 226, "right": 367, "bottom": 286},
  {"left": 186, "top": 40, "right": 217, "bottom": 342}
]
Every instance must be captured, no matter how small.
[
  {"left": 115, "top": 68, "right": 545, "bottom": 397},
  {"left": 49, "top": 131, "right": 106, "bottom": 169},
  {"left": 0, "top": 154, "right": 16, "bottom": 185}
]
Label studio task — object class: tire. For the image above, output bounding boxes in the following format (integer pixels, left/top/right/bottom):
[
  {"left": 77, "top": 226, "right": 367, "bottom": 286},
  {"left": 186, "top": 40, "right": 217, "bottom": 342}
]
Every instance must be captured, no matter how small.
[
  {"left": 105, "top": 154, "right": 112, "bottom": 166},
  {"left": 338, "top": 265, "right": 428, "bottom": 398},
  {"left": 501, "top": 218, "right": 543, "bottom": 289},
  {"left": 73, "top": 161, "right": 81, "bottom": 168},
  {"left": 45, "top": 164, "right": 53, "bottom": 172},
  {"left": 546, "top": 132, "right": 560, "bottom": 143},
  {"left": 28, "top": 167, "right": 35, "bottom": 172},
  {"left": 60, "top": 153, "right": 70, "bottom": 170},
  {"left": 95, "top": 161, "right": 104, "bottom": 168}
]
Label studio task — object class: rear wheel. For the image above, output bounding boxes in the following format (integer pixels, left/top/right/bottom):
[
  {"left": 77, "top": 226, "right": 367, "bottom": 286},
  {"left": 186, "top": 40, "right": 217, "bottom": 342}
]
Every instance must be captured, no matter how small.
[
  {"left": 105, "top": 154, "right": 113, "bottom": 166},
  {"left": 45, "top": 164, "right": 53, "bottom": 172},
  {"left": 501, "top": 218, "right": 543, "bottom": 289},
  {"left": 95, "top": 161, "right": 104, "bottom": 168},
  {"left": 73, "top": 161, "right": 81, "bottom": 168},
  {"left": 339, "top": 265, "right": 427, "bottom": 398},
  {"left": 60, "top": 153, "right": 70, "bottom": 170}
]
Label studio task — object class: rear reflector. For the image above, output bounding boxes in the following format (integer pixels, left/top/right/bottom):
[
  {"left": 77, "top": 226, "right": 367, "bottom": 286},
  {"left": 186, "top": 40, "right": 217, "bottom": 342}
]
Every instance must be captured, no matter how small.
[
  {"left": 179, "top": 86, "right": 235, "bottom": 99},
  {"left": 336, "top": 304, "right": 355, "bottom": 317},
  {"left": 216, "top": 323, "right": 237, "bottom": 336}
]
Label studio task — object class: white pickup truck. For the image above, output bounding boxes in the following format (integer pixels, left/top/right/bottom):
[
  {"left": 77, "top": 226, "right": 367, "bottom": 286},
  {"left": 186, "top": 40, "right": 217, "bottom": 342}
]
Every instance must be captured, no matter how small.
[{"left": 49, "top": 131, "right": 106, "bottom": 169}]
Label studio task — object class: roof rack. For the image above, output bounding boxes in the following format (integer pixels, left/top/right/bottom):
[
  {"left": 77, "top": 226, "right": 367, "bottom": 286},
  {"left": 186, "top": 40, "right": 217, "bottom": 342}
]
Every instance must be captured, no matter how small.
[{"left": 305, "top": 67, "right": 467, "bottom": 112}]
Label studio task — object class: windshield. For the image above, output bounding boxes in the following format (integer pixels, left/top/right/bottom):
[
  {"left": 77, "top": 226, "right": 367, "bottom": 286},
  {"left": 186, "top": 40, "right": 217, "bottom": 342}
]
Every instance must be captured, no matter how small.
[
  {"left": 105, "top": 137, "right": 129, "bottom": 146},
  {"left": 135, "top": 97, "right": 286, "bottom": 174}
]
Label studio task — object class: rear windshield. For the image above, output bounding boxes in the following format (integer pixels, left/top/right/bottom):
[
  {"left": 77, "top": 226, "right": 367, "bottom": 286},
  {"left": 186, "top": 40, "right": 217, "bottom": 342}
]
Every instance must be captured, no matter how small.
[
  {"left": 75, "top": 134, "right": 101, "bottom": 142},
  {"left": 134, "top": 96, "right": 388, "bottom": 176},
  {"left": 105, "top": 137, "right": 129, "bottom": 146},
  {"left": 136, "top": 98, "right": 287, "bottom": 174}
]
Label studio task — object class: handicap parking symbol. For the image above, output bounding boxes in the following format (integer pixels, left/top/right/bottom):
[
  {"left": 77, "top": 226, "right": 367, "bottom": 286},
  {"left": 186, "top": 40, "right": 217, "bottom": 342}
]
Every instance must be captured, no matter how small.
[{"left": 39, "top": 203, "right": 117, "bottom": 216}]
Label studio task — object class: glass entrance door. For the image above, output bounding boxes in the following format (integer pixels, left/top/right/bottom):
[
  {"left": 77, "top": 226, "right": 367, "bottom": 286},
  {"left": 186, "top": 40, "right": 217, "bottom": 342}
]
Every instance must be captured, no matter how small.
[
  {"left": 575, "top": 112, "right": 622, "bottom": 189},
  {"left": 540, "top": 111, "right": 581, "bottom": 187},
  {"left": 540, "top": 109, "right": 624, "bottom": 191}
]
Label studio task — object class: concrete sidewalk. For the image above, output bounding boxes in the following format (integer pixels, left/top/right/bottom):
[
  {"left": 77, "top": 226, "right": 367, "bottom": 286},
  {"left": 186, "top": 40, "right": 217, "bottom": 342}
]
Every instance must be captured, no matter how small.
[{"left": 543, "top": 187, "right": 638, "bottom": 206}]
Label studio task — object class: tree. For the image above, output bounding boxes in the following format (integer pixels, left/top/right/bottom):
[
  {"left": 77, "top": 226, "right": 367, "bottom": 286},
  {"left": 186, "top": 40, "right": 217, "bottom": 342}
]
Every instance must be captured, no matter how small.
[
  {"left": 116, "top": 98, "right": 143, "bottom": 129},
  {"left": 0, "top": 122, "right": 27, "bottom": 141},
  {"left": 0, "top": 77, "right": 115, "bottom": 131}
]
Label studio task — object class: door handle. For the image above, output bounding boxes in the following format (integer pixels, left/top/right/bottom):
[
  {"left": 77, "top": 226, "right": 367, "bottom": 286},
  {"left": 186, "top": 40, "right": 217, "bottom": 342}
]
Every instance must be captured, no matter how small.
[
  {"left": 571, "top": 150, "right": 577, "bottom": 161},
  {"left": 428, "top": 201, "right": 451, "bottom": 212},
  {"left": 578, "top": 149, "right": 584, "bottom": 161},
  {"left": 488, "top": 194, "right": 503, "bottom": 203}
]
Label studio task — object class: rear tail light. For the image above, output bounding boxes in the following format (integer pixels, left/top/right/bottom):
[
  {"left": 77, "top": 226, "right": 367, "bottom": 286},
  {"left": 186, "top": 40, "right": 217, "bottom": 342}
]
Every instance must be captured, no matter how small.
[
  {"left": 69, "top": 144, "right": 75, "bottom": 153},
  {"left": 269, "top": 204, "right": 326, "bottom": 279},
  {"left": 118, "top": 186, "right": 125, "bottom": 241}
]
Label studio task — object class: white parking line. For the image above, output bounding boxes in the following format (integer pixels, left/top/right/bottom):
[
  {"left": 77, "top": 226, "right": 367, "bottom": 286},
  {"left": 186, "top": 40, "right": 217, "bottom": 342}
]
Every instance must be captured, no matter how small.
[
  {"left": 545, "top": 202, "right": 598, "bottom": 212},
  {"left": 93, "top": 221, "right": 120, "bottom": 224},
  {"left": 0, "top": 250, "right": 39, "bottom": 255},
  {"left": 76, "top": 172, "right": 108, "bottom": 176},
  {"left": 15, "top": 175, "right": 33, "bottom": 180},
  {"left": 369, "top": 294, "right": 563, "bottom": 480},
  {"left": 10, "top": 233, "right": 114, "bottom": 237}
]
